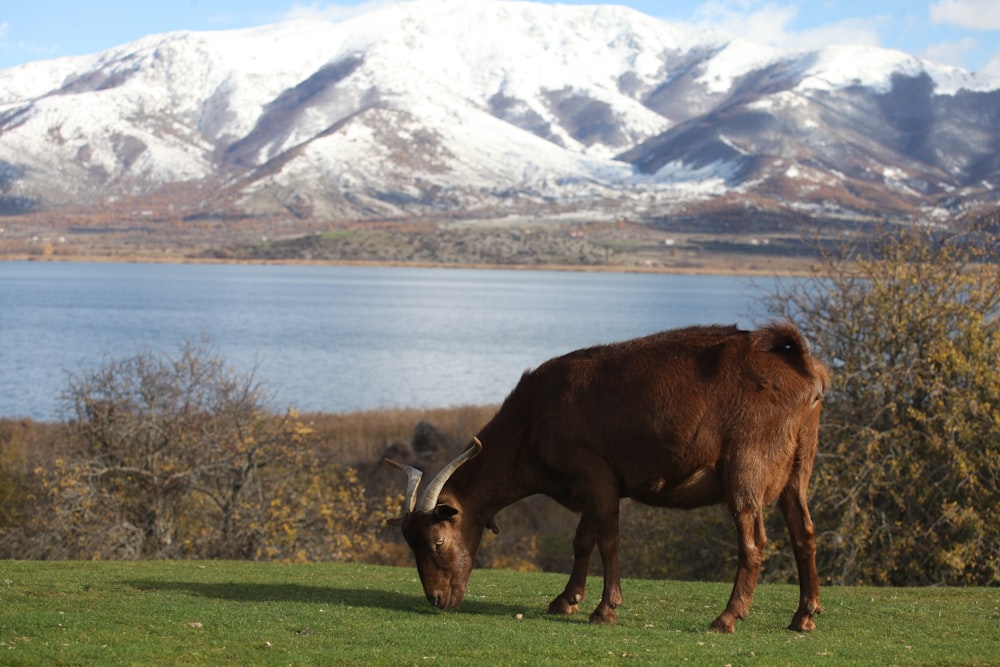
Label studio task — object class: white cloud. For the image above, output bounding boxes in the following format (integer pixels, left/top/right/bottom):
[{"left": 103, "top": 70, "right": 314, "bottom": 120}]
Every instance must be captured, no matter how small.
[
  {"left": 930, "top": 0, "right": 1000, "bottom": 30},
  {"left": 980, "top": 49, "right": 1000, "bottom": 79},
  {"left": 690, "top": 0, "right": 797, "bottom": 45},
  {"left": 692, "top": 1, "right": 793, "bottom": 40},
  {"left": 782, "top": 17, "right": 882, "bottom": 50},
  {"left": 921, "top": 36, "right": 980, "bottom": 67},
  {"left": 281, "top": 1, "right": 399, "bottom": 23},
  {"left": 687, "top": 1, "right": 881, "bottom": 50}
]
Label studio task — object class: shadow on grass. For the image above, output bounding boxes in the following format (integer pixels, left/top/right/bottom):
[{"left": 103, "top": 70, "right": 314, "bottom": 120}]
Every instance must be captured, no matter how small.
[{"left": 124, "top": 580, "right": 525, "bottom": 618}]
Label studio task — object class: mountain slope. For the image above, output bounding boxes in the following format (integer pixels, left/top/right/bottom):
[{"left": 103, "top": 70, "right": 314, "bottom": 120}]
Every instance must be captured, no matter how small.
[{"left": 1, "top": 0, "right": 998, "bottom": 229}]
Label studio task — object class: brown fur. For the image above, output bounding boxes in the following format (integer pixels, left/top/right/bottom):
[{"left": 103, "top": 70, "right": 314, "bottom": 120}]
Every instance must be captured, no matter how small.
[{"left": 392, "top": 322, "right": 828, "bottom": 633}]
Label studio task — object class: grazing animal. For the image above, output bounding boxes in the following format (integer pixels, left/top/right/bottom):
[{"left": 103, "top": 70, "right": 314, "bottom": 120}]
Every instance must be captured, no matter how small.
[{"left": 386, "top": 323, "right": 828, "bottom": 633}]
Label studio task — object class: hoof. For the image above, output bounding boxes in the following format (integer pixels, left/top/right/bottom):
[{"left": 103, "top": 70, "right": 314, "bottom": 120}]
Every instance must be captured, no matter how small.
[
  {"left": 547, "top": 597, "right": 579, "bottom": 616},
  {"left": 709, "top": 616, "right": 736, "bottom": 634},
  {"left": 788, "top": 614, "right": 818, "bottom": 632},
  {"left": 589, "top": 606, "right": 617, "bottom": 625},
  {"left": 789, "top": 603, "right": 821, "bottom": 632}
]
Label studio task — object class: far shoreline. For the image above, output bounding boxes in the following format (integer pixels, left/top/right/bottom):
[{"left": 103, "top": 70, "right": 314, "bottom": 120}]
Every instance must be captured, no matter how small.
[{"left": 0, "top": 251, "right": 819, "bottom": 278}]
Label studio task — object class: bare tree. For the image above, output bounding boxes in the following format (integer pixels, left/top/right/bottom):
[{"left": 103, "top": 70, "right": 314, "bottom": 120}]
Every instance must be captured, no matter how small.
[{"left": 56, "top": 339, "right": 287, "bottom": 558}]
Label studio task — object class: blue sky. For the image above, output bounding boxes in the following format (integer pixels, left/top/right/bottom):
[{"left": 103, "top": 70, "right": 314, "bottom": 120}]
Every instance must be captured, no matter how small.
[{"left": 2, "top": 0, "right": 999, "bottom": 77}]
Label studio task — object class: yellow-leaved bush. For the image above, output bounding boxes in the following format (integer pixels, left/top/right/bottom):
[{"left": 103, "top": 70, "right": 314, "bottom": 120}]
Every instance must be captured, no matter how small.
[{"left": 764, "top": 220, "right": 999, "bottom": 585}]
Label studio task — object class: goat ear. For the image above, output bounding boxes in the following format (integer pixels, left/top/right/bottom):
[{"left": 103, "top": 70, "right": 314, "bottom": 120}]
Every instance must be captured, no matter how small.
[
  {"left": 386, "top": 517, "right": 404, "bottom": 527},
  {"left": 432, "top": 504, "right": 459, "bottom": 522}
]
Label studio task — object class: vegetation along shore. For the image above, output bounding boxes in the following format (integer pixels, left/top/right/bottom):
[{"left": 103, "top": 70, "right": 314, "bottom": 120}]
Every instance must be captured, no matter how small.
[{"left": 1, "top": 218, "right": 843, "bottom": 276}]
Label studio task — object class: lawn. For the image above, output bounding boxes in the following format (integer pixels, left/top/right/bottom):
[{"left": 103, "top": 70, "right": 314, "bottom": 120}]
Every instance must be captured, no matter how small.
[{"left": 0, "top": 560, "right": 996, "bottom": 665}]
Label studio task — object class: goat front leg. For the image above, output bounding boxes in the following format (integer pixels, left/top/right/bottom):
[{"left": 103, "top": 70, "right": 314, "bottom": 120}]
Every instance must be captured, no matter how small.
[
  {"left": 711, "top": 506, "right": 766, "bottom": 634},
  {"left": 548, "top": 513, "right": 596, "bottom": 616},
  {"left": 588, "top": 505, "right": 623, "bottom": 625}
]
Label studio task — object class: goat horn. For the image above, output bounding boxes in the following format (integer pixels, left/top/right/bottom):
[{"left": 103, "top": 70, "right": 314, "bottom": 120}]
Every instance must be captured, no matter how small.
[
  {"left": 384, "top": 458, "right": 423, "bottom": 514},
  {"left": 416, "top": 437, "right": 483, "bottom": 513}
]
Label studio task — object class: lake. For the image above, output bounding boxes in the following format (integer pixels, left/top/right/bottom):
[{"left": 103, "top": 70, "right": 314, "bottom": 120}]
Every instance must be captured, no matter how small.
[{"left": 0, "top": 262, "right": 776, "bottom": 420}]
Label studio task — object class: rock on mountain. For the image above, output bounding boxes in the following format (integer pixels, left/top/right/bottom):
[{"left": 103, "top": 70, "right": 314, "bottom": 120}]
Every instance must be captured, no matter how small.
[{"left": 0, "top": 0, "right": 998, "bottom": 229}]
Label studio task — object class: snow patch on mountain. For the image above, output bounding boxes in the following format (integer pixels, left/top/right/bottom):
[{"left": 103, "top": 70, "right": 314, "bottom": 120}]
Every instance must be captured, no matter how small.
[
  {"left": 0, "top": 0, "right": 998, "bottom": 224},
  {"left": 798, "top": 44, "right": 996, "bottom": 94}
]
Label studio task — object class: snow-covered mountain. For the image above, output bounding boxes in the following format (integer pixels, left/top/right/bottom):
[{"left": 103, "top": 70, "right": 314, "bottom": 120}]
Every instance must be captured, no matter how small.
[{"left": 1, "top": 0, "right": 998, "bottom": 229}]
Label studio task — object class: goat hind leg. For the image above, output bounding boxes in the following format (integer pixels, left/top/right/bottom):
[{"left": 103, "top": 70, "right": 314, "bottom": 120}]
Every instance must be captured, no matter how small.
[
  {"left": 710, "top": 508, "right": 766, "bottom": 634},
  {"left": 781, "top": 402, "right": 823, "bottom": 631},
  {"left": 779, "top": 487, "right": 821, "bottom": 631}
]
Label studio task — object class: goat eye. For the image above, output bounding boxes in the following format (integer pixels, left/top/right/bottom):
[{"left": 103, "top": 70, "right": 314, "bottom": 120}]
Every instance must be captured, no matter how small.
[{"left": 434, "top": 537, "right": 445, "bottom": 551}]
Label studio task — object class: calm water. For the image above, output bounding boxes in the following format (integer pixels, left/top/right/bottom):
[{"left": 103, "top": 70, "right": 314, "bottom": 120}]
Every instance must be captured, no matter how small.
[{"left": 0, "top": 262, "right": 773, "bottom": 420}]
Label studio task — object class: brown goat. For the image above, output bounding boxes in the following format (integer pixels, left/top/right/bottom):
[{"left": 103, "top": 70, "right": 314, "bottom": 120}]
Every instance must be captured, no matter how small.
[{"left": 386, "top": 323, "right": 828, "bottom": 633}]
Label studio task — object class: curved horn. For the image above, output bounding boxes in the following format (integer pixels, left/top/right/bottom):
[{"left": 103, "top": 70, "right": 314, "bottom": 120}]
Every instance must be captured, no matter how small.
[
  {"left": 384, "top": 458, "right": 423, "bottom": 514},
  {"left": 416, "top": 437, "right": 483, "bottom": 513}
]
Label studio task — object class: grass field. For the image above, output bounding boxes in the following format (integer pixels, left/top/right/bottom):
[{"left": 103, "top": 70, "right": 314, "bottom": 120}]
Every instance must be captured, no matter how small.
[{"left": 1, "top": 560, "right": 997, "bottom": 666}]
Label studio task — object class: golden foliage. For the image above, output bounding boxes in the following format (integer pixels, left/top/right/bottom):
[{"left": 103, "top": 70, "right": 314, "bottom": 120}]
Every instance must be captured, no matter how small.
[
  {"left": 765, "top": 220, "right": 1000, "bottom": 585},
  {"left": 256, "top": 454, "right": 402, "bottom": 564}
]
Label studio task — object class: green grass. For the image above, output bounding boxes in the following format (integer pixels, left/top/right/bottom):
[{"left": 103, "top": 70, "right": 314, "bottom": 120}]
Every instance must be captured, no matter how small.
[{"left": 1, "top": 561, "right": 997, "bottom": 666}]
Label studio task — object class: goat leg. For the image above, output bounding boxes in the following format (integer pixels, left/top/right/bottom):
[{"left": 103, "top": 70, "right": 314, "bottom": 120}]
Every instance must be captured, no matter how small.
[
  {"left": 779, "top": 483, "right": 822, "bottom": 631},
  {"left": 588, "top": 507, "right": 623, "bottom": 625},
  {"left": 548, "top": 513, "right": 596, "bottom": 616},
  {"left": 711, "top": 507, "right": 766, "bottom": 633}
]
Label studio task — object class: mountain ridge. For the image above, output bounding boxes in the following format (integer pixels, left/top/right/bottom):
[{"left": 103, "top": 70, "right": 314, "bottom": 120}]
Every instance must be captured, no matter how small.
[{"left": 1, "top": 0, "right": 998, "bottom": 242}]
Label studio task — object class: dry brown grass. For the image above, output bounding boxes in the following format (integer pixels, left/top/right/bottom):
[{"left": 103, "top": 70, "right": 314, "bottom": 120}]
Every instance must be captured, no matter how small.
[
  {"left": 297, "top": 404, "right": 499, "bottom": 465},
  {"left": 0, "top": 419, "right": 68, "bottom": 472}
]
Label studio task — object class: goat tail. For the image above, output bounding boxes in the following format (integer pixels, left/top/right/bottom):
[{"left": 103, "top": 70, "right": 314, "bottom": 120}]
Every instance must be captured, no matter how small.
[
  {"left": 751, "top": 322, "right": 830, "bottom": 394},
  {"left": 750, "top": 321, "right": 810, "bottom": 354}
]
